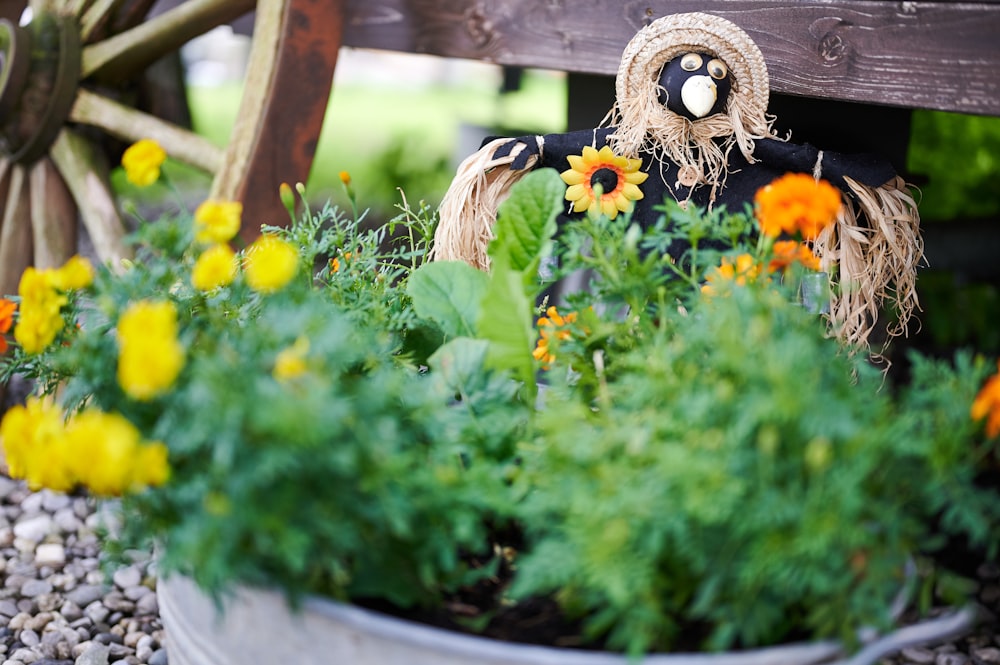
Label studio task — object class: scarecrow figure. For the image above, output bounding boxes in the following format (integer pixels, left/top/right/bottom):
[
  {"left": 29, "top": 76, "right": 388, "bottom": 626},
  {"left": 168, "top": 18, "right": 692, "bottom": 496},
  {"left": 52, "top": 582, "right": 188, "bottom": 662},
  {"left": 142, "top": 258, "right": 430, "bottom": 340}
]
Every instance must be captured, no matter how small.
[{"left": 434, "top": 13, "right": 923, "bottom": 351}]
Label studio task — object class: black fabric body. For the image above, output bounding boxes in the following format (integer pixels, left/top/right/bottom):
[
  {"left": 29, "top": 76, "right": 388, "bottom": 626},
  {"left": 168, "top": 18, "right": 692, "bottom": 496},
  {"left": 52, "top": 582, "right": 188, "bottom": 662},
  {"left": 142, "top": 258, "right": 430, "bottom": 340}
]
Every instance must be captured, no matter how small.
[{"left": 489, "top": 126, "right": 898, "bottom": 261}]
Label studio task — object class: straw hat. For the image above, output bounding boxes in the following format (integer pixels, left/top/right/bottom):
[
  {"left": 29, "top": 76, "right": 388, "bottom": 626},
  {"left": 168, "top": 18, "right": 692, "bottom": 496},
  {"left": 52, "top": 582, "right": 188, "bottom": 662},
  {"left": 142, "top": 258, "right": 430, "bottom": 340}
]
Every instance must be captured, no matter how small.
[{"left": 615, "top": 13, "right": 770, "bottom": 124}]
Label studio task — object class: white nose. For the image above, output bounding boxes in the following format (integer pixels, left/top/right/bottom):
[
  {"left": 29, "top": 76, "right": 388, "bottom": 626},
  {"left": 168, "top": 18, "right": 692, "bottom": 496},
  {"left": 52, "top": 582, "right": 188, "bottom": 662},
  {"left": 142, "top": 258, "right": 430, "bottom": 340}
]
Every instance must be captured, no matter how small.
[{"left": 680, "top": 75, "right": 717, "bottom": 118}]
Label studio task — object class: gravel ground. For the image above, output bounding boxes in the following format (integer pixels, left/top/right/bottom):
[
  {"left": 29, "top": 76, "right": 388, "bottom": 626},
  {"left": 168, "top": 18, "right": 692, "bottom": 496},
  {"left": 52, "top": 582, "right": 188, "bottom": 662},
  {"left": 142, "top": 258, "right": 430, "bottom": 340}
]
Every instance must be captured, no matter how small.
[{"left": 1, "top": 469, "right": 998, "bottom": 665}]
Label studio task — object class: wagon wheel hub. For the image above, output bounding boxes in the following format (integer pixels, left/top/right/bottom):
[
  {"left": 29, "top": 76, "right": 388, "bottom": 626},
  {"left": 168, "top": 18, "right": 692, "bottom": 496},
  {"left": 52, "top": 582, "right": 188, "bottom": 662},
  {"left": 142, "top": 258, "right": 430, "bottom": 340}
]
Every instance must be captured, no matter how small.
[{"left": 0, "top": 13, "right": 80, "bottom": 165}]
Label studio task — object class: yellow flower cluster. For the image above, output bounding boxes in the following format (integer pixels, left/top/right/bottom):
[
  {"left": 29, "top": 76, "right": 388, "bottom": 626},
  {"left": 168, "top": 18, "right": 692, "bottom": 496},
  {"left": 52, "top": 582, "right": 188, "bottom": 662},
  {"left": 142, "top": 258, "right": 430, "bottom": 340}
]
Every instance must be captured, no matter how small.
[
  {"left": 754, "top": 173, "right": 842, "bottom": 241},
  {"left": 0, "top": 397, "right": 169, "bottom": 495},
  {"left": 701, "top": 253, "right": 760, "bottom": 295},
  {"left": 192, "top": 244, "right": 238, "bottom": 291},
  {"left": 13, "top": 256, "right": 94, "bottom": 354},
  {"left": 533, "top": 306, "right": 579, "bottom": 368},
  {"left": 121, "top": 139, "right": 167, "bottom": 187},
  {"left": 273, "top": 336, "right": 310, "bottom": 382},
  {"left": 117, "top": 300, "right": 185, "bottom": 401},
  {"left": 244, "top": 234, "right": 299, "bottom": 293},
  {"left": 194, "top": 200, "right": 243, "bottom": 245},
  {"left": 972, "top": 361, "right": 1000, "bottom": 439}
]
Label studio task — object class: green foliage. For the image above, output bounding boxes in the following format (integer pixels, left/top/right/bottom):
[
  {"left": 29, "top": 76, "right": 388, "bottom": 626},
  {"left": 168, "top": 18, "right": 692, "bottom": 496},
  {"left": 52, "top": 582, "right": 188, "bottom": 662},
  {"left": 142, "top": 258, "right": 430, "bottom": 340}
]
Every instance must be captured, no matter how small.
[
  {"left": 4, "top": 169, "right": 998, "bottom": 657},
  {"left": 909, "top": 111, "right": 1000, "bottom": 220}
]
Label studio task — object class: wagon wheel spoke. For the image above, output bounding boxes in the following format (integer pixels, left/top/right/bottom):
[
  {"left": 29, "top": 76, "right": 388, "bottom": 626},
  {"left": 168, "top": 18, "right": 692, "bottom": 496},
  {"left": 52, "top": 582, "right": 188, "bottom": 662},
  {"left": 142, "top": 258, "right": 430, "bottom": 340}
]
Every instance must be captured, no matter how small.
[
  {"left": 0, "top": 0, "right": 342, "bottom": 277},
  {"left": 108, "top": 0, "right": 159, "bottom": 34},
  {"left": 49, "top": 128, "right": 129, "bottom": 264},
  {"left": 78, "top": 0, "right": 128, "bottom": 42},
  {"left": 0, "top": 164, "right": 33, "bottom": 296},
  {"left": 30, "top": 156, "right": 77, "bottom": 269},
  {"left": 69, "top": 88, "right": 223, "bottom": 173},
  {"left": 82, "top": 0, "right": 256, "bottom": 79}
]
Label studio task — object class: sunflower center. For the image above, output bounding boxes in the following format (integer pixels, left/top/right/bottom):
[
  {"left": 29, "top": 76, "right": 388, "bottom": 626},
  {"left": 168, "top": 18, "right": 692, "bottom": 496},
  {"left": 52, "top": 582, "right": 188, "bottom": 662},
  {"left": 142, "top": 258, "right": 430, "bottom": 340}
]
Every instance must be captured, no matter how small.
[{"left": 589, "top": 168, "right": 620, "bottom": 196}]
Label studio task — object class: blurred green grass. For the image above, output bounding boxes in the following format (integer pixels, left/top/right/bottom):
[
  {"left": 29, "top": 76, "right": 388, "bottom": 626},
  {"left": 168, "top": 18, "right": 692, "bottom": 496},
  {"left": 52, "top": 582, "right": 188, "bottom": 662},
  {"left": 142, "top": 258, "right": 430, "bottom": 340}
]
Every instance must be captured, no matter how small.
[{"left": 185, "top": 70, "right": 567, "bottom": 218}]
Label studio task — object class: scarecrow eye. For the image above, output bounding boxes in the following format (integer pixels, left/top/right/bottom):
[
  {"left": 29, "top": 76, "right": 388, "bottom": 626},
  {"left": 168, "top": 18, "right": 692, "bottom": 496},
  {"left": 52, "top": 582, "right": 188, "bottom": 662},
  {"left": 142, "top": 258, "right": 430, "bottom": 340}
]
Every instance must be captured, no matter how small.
[
  {"left": 680, "top": 53, "right": 703, "bottom": 72},
  {"left": 707, "top": 58, "right": 728, "bottom": 80}
]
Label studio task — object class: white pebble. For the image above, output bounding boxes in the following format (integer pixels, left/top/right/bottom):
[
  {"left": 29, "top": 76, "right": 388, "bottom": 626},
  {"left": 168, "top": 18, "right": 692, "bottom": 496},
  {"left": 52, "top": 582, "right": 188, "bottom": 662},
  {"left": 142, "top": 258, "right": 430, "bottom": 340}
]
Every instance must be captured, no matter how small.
[
  {"left": 34, "top": 543, "right": 65, "bottom": 567},
  {"left": 12, "top": 515, "right": 52, "bottom": 543}
]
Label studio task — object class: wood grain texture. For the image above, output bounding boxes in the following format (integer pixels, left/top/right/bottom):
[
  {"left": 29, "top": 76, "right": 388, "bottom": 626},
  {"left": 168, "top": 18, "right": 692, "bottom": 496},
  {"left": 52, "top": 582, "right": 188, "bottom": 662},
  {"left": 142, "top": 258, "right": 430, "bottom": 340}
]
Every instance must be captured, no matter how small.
[{"left": 341, "top": 0, "right": 1000, "bottom": 116}]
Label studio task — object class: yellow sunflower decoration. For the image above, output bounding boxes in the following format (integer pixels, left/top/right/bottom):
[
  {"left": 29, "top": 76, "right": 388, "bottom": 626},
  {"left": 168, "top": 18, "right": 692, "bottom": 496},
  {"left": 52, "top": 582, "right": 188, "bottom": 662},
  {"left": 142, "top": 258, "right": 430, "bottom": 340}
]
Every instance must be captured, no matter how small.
[{"left": 560, "top": 146, "right": 648, "bottom": 220}]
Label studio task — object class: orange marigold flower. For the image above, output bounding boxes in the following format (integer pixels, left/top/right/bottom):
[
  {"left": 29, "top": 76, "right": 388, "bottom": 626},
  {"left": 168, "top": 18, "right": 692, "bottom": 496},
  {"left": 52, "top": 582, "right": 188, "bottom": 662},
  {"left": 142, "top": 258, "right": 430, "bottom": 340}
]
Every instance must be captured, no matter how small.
[
  {"left": 768, "top": 240, "right": 822, "bottom": 273},
  {"left": 330, "top": 252, "right": 353, "bottom": 273},
  {"left": 972, "top": 360, "right": 1000, "bottom": 438},
  {"left": 0, "top": 298, "right": 16, "bottom": 354},
  {"left": 701, "top": 254, "right": 759, "bottom": 295},
  {"left": 755, "top": 173, "right": 842, "bottom": 240},
  {"left": 533, "top": 306, "right": 579, "bottom": 368}
]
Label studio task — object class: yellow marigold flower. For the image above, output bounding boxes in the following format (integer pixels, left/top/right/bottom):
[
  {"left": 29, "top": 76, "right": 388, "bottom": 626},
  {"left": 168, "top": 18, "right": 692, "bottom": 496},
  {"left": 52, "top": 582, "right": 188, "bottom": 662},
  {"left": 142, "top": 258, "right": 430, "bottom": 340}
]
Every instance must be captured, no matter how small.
[
  {"left": 244, "top": 234, "right": 299, "bottom": 293},
  {"left": 121, "top": 139, "right": 167, "bottom": 187},
  {"left": 117, "top": 300, "right": 185, "bottom": 401},
  {"left": 194, "top": 200, "right": 242, "bottom": 244},
  {"left": 755, "top": 173, "right": 842, "bottom": 240},
  {"left": 339, "top": 171, "right": 352, "bottom": 186},
  {"left": 273, "top": 336, "right": 310, "bottom": 382},
  {"left": 533, "top": 306, "right": 579, "bottom": 368},
  {"left": 50, "top": 255, "right": 95, "bottom": 291},
  {"left": 14, "top": 267, "right": 67, "bottom": 355},
  {"left": 64, "top": 410, "right": 169, "bottom": 496},
  {"left": 701, "top": 254, "right": 760, "bottom": 295},
  {"left": 768, "top": 240, "right": 821, "bottom": 274},
  {"left": 972, "top": 360, "right": 1000, "bottom": 439},
  {"left": 561, "top": 145, "right": 648, "bottom": 220},
  {"left": 134, "top": 441, "right": 171, "bottom": 489},
  {"left": 0, "top": 298, "right": 16, "bottom": 354},
  {"left": 0, "top": 397, "right": 74, "bottom": 492},
  {"left": 191, "top": 244, "right": 238, "bottom": 291}
]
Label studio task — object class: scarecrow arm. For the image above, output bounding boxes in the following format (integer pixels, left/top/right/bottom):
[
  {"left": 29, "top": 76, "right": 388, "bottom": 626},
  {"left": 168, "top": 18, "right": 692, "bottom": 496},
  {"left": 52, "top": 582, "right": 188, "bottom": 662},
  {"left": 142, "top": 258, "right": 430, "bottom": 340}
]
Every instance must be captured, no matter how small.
[
  {"left": 752, "top": 138, "right": 899, "bottom": 190},
  {"left": 489, "top": 127, "right": 619, "bottom": 172}
]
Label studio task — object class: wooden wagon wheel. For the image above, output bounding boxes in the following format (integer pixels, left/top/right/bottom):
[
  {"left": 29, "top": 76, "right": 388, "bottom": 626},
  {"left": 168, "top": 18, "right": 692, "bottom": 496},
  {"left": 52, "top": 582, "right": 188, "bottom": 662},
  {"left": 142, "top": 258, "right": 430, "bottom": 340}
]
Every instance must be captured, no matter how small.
[{"left": 0, "top": 0, "right": 343, "bottom": 297}]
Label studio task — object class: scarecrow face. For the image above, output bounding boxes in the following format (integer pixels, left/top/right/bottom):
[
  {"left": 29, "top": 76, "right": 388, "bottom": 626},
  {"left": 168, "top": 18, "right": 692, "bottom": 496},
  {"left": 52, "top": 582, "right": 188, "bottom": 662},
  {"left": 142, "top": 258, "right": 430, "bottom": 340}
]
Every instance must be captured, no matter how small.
[{"left": 657, "top": 51, "right": 732, "bottom": 120}]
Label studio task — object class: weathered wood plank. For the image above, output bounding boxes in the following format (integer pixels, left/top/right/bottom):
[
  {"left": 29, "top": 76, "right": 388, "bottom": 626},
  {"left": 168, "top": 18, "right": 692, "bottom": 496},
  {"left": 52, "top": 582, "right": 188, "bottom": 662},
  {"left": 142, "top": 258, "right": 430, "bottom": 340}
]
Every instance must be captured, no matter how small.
[{"left": 342, "top": 0, "right": 1000, "bottom": 116}]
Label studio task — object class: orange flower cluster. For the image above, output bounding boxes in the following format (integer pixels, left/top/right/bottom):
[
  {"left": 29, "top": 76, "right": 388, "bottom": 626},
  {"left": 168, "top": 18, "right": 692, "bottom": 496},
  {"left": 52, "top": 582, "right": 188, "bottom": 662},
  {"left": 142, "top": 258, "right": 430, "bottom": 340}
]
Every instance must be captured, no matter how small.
[
  {"left": 972, "top": 361, "right": 1000, "bottom": 438},
  {"left": 768, "top": 239, "right": 821, "bottom": 274},
  {"left": 755, "top": 173, "right": 842, "bottom": 240},
  {"left": 533, "top": 306, "right": 578, "bottom": 368},
  {"left": 0, "top": 298, "right": 16, "bottom": 354},
  {"left": 330, "top": 252, "right": 352, "bottom": 273}
]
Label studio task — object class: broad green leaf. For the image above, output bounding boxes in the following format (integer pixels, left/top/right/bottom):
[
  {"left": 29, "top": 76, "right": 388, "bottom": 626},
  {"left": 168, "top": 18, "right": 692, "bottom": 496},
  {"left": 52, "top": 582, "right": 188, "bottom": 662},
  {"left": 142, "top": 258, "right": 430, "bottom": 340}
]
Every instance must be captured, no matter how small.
[
  {"left": 407, "top": 261, "right": 488, "bottom": 338},
  {"left": 489, "top": 168, "right": 564, "bottom": 275},
  {"left": 477, "top": 250, "right": 536, "bottom": 400},
  {"left": 427, "top": 337, "right": 490, "bottom": 393}
]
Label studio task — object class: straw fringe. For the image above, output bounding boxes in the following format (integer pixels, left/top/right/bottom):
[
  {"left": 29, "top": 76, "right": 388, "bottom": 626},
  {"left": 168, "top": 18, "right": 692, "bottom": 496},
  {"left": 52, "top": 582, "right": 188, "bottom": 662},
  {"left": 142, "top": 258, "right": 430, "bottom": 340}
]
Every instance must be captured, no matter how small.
[
  {"left": 432, "top": 138, "right": 538, "bottom": 270},
  {"left": 813, "top": 177, "right": 924, "bottom": 351}
]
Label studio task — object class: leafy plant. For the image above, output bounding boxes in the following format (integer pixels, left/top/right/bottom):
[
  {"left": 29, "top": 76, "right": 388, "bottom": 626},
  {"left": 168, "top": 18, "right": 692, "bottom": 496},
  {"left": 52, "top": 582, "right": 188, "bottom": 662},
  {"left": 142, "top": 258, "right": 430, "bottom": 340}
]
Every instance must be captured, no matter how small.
[{"left": 2, "top": 159, "right": 999, "bottom": 657}]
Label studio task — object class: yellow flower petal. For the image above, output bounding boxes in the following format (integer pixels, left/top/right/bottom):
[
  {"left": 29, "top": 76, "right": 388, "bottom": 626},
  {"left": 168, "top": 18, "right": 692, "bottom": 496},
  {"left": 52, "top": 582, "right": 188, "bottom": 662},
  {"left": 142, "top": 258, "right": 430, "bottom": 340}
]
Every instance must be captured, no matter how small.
[
  {"left": 613, "top": 193, "right": 632, "bottom": 212},
  {"left": 565, "top": 184, "right": 587, "bottom": 202},
  {"left": 622, "top": 183, "right": 644, "bottom": 200},
  {"left": 561, "top": 169, "right": 585, "bottom": 185},
  {"left": 601, "top": 197, "right": 619, "bottom": 219},
  {"left": 625, "top": 170, "right": 649, "bottom": 185},
  {"left": 573, "top": 198, "right": 592, "bottom": 213},
  {"left": 566, "top": 154, "right": 586, "bottom": 171},
  {"left": 597, "top": 145, "right": 616, "bottom": 162},
  {"left": 581, "top": 146, "right": 600, "bottom": 164}
]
